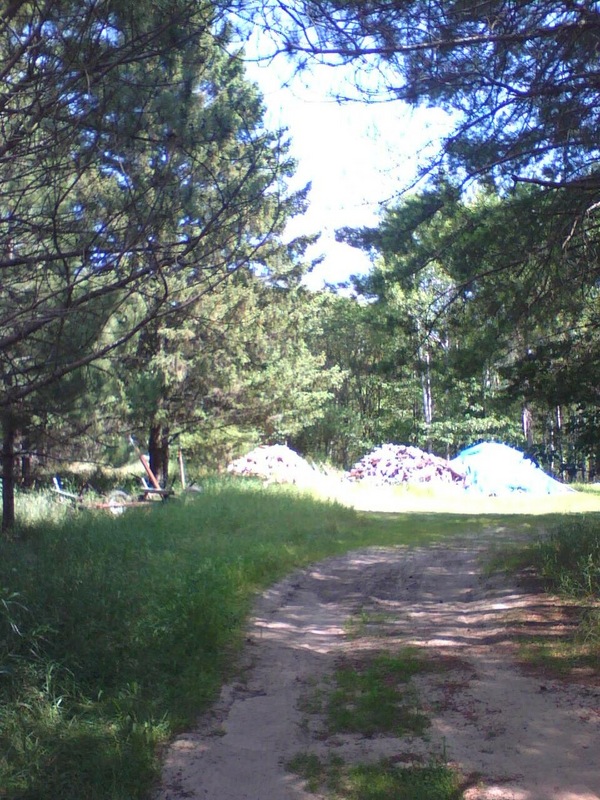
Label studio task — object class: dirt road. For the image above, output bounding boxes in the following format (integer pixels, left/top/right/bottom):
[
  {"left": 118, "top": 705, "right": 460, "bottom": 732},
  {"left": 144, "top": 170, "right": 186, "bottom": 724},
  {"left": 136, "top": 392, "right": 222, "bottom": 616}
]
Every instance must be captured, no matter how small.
[{"left": 156, "top": 529, "right": 600, "bottom": 800}]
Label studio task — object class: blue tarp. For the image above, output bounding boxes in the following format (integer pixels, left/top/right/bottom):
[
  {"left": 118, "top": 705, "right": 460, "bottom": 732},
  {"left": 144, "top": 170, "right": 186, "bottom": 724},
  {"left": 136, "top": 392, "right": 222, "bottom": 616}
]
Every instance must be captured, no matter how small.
[{"left": 450, "top": 442, "right": 573, "bottom": 495}]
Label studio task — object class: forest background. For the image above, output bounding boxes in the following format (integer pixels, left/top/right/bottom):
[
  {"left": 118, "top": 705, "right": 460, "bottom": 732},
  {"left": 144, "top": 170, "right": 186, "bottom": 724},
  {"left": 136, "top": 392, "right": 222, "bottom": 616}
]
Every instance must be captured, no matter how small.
[{"left": 2, "top": 1, "right": 600, "bottom": 531}]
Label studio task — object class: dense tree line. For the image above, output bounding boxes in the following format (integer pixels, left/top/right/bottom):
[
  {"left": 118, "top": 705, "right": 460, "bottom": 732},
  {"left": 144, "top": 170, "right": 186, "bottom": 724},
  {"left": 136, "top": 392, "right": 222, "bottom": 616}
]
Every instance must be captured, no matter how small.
[
  {"left": 330, "top": 183, "right": 600, "bottom": 477},
  {"left": 2, "top": 1, "right": 600, "bottom": 529},
  {"left": 0, "top": 0, "right": 319, "bottom": 528},
  {"left": 237, "top": 0, "right": 600, "bottom": 474}
]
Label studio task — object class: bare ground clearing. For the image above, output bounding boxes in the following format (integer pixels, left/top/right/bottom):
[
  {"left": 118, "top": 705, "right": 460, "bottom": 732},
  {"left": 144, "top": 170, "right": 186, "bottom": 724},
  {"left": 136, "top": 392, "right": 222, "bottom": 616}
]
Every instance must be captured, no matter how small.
[{"left": 156, "top": 528, "right": 600, "bottom": 800}]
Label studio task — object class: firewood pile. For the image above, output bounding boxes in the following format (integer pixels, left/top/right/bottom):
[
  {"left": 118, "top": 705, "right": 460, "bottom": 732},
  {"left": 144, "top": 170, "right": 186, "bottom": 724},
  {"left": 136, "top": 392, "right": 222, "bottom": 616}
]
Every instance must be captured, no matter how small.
[
  {"left": 227, "top": 444, "right": 318, "bottom": 485},
  {"left": 347, "top": 443, "right": 466, "bottom": 486}
]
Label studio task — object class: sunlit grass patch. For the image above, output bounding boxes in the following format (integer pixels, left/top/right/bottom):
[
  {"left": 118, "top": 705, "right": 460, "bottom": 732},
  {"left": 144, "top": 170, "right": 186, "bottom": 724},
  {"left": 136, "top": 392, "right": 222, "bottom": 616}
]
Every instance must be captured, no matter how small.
[
  {"left": 517, "top": 633, "right": 599, "bottom": 679},
  {"left": 572, "top": 483, "right": 600, "bottom": 496},
  {"left": 336, "top": 479, "right": 600, "bottom": 516},
  {"left": 327, "top": 650, "right": 431, "bottom": 737},
  {"left": 287, "top": 753, "right": 464, "bottom": 800},
  {"left": 342, "top": 760, "right": 464, "bottom": 800}
]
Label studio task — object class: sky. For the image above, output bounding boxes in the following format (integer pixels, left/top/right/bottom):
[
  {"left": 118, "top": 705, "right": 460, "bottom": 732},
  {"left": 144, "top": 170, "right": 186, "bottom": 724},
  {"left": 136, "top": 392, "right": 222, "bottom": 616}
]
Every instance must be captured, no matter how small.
[{"left": 243, "top": 54, "right": 453, "bottom": 290}]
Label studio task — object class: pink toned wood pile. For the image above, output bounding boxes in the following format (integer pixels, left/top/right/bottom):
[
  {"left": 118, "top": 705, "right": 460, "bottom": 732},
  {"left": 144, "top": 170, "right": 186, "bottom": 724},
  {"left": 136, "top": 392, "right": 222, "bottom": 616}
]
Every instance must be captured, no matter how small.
[{"left": 348, "top": 443, "right": 466, "bottom": 485}]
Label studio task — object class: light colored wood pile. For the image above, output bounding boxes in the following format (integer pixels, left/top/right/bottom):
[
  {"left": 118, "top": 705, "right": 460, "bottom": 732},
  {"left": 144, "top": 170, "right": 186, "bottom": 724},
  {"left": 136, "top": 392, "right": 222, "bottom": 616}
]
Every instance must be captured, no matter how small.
[{"left": 227, "top": 444, "right": 317, "bottom": 484}]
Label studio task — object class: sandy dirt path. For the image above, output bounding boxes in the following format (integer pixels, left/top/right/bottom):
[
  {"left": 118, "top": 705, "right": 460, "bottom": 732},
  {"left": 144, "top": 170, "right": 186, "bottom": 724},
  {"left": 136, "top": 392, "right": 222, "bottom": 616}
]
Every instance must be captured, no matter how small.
[{"left": 155, "top": 530, "right": 600, "bottom": 800}]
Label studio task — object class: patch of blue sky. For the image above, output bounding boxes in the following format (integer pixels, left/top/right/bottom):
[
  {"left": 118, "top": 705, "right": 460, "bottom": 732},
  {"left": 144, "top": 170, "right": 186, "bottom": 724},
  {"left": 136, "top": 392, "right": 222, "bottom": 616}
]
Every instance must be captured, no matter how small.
[{"left": 242, "top": 42, "right": 454, "bottom": 290}]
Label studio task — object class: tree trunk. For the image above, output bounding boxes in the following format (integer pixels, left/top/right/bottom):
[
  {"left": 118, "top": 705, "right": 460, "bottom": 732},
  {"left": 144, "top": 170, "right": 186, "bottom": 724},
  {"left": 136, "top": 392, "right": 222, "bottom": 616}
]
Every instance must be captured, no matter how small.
[
  {"left": 2, "top": 415, "right": 16, "bottom": 532},
  {"left": 148, "top": 424, "right": 169, "bottom": 487},
  {"left": 554, "top": 405, "right": 563, "bottom": 479},
  {"left": 522, "top": 404, "right": 534, "bottom": 449},
  {"left": 14, "top": 431, "right": 33, "bottom": 488},
  {"left": 419, "top": 346, "right": 433, "bottom": 450},
  {"left": 21, "top": 451, "right": 32, "bottom": 488}
]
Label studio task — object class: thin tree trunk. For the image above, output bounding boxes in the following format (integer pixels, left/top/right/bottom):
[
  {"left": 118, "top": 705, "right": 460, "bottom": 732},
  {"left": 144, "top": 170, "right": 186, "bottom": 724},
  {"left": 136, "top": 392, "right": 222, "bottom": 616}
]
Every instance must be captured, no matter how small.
[
  {"left": 160, "top": 425, "right": 169, "bottom": 486},
  {"left": 21, "top": 451, "right": 32, "bottom": 488},
  {"left": 148, "top": 424, "right": 169, "bottom": 487},
  {"left": 555, "top": 405, "right": 563, "bottom": 479},
  {"left": 2, "top": 415, "right": 16, "bottom": 532},
  {"left": 177, "top": 448, "right": 187, "bottom": 490},
  {"left": 420, "top": 346, "right": 433, "bottom": 450},
  {"left": 522, "top": 404, "right": 534, "bottom": 449}
]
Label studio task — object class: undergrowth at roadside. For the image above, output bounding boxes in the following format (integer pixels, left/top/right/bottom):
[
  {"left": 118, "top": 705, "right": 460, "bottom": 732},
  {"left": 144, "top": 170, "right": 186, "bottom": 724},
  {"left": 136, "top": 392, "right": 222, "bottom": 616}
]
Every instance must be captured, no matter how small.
[
  {"left": 536, "top": 518, "right": 600, "bottom": 597},
  {"left": 491, "top": 515, "right": 600, "bottom": 677}
]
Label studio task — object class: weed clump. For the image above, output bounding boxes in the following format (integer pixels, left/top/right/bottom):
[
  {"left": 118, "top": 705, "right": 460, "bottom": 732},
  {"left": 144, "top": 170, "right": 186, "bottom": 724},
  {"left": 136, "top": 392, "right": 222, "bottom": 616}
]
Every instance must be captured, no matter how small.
[
  {"left": 327, "top": 651, "right": 430, "bottom": 737},
  {"left": 288, "top": 753, "right": 463, "bottom": 800}
]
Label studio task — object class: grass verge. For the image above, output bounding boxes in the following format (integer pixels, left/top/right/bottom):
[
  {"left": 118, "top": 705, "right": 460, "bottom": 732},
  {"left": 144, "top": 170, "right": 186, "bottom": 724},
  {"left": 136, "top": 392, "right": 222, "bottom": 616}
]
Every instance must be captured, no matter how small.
[{"left": 489, "top": 514, "right": 600, "bottom": 678}]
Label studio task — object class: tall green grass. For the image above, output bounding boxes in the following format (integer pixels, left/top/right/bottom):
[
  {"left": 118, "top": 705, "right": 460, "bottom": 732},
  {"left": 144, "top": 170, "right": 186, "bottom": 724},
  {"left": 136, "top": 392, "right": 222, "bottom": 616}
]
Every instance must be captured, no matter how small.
[
  {"left": 534, "top": 517, "right": 600, "bottom": 597},
  {"left": 493, "top": 513, "right": 600, "bottom": 675},
  {"left": 0, "top": 477, "right": 594, "bottom": 799},
  {"left": 535, "top": 516, "right": 600, "bottom": 657}
]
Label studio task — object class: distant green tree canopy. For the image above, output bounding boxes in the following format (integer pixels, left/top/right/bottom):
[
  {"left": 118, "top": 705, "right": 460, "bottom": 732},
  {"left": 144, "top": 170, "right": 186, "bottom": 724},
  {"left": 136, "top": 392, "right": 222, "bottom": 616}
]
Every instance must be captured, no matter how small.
[{"left": 337, "top": 184, "right": 600, "bottom": 473}]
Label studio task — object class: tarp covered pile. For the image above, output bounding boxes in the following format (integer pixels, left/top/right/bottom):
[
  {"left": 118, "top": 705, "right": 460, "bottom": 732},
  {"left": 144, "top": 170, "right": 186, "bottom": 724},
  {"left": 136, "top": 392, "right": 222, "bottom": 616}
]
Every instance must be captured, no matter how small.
[
  {"left": 347, "top": 443, "right": 466, "bottom": 486},
  {"left": 450, "top": 442, "right": 573, "bottom": 495},
  {"left": 226, "top": 444, "right": 318, "bottom": 485}
]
